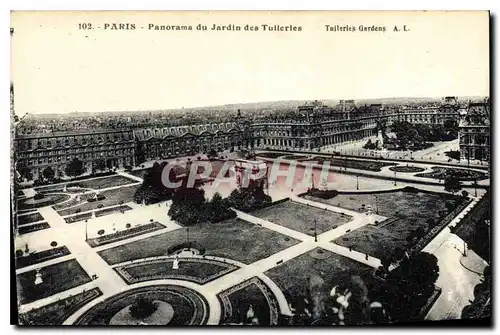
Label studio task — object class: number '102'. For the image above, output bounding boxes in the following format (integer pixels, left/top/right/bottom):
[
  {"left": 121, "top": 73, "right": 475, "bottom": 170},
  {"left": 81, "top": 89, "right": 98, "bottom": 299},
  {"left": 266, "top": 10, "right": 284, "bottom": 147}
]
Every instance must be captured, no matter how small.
[{"left": 78, "top": 23, "right": 93, "bottom": 30}]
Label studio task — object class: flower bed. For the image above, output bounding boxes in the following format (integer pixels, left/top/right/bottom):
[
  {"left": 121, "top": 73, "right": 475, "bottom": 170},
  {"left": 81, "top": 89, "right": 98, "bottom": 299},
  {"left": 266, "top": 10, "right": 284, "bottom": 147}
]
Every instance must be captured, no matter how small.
[
  {"left": 86, "top": 222, "right": 165, "bottom": 247},
  {"left": 64, "top": 212, "right": 93, "bottom": 224},
  {"left": 18, "top": 222, "right": 50, "bottom": 235},
  {"left": 389, "top": 166, "right": 426, "bottom": 173},
  {"left": 15, "top": 246, "right": 71, "bottom": 269},
  {"left": 95, "top": 205, "right": 132, "bottom": 218},
  {"left": 415, "top": 167, "right": 488, "bottom": 181}
]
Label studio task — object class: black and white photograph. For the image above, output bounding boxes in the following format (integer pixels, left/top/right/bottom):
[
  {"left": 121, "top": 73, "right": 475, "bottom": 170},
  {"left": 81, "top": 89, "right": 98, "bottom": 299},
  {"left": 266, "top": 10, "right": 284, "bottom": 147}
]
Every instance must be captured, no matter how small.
[{"left": 10, "top": 10, "right": 491, "bottom": 326}]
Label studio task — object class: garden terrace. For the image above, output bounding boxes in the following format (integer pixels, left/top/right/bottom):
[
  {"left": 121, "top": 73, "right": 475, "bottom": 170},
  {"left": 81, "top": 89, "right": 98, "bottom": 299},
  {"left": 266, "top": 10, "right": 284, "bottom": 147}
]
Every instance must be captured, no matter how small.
[
  {"left": 265, "top": 248, "right": 379, "bottom": 323},
  {"left": 18, "top": 194, "right": 70, "bottom": 211},
  {"left": 415, "top": 167, "right": 488, "bottom": 181},
  {"left": 307, "top": 189, "right": 468, "bottom": 259},
  {"left": 33, "top": 172, "right": 117, "bottom": 192},
  {"left": 73, "top": 285, "right": 209, "bottom": 325},
  {"left": 18, "top": 222, "right": 50, "bottom": 235},
  {"left": 17, "top": 212, "right": 44, "bottom": 226},
  {"left": 114, "top": 257, "right": 239, "bottom": 284},
  {"left": 217, "top": 276, "right": 280, "bottom": 325},
  {"left": 98, "top": 218, "right": 300, "bottom": 265},
  {"left": 16, "top": 259, "right": 92, "bottom": 305},
  {"left": 18, "top": 288, "right": 103, "bottom": 325},
  {"left": 16, "top": 246, "right": 71, "bottom": 269},
  {"left": 86, "top": 222, "right": 165, "bottom": 247},
  {"left": 57, "top": 185, "right": 139, "bottom": 216},
  {"left": 64, "top": 175, "right": 138, "bottom": 190},
  {"left": 250, "top": 200, "right": 352, "bottom": 236}
]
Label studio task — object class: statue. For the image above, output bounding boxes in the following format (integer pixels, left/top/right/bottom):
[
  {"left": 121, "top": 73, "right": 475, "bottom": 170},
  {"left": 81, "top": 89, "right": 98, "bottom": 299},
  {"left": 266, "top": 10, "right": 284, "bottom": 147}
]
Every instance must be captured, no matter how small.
[
  {"left": 92, "top": 211, "right": 96, "bottom": 219},
  {"left": 34, "top": 269, "right": 43, "bottom": 285},
  {"left": 172, "top": 256, "right": 179, "bottom": 270},
  {"left": 377, "top": 130, "right": 384, "bottom": 150}
]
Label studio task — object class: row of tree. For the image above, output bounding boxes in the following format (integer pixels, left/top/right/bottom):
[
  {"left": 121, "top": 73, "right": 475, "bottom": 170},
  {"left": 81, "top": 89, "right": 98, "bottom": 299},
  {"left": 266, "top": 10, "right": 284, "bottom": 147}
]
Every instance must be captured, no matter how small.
[{"left": 390, "top": 120, "right": 459, "bottom": 150}]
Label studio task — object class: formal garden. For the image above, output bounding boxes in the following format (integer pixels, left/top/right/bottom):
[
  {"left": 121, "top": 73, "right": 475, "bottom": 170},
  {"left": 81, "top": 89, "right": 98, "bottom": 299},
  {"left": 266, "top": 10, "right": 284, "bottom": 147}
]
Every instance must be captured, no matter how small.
[
  {"left": 16, "top": 259, "right": 92, "bottom": 305},
  {"left": 114, "top": 257, "right": 239, "bottom": 285},
  {"left": 98, "top": 218, "right": 300, "bottom": 266},
  {"left": 304, "top": 189, "right": 469, "bottom": 260},
  {"left": 18, "top": 288, "right": 103, "bottom": 325},
  {"left": 73, "top": 285, "right": 209, "bottom": 325},
  {"left": 250, "top": 200, "right": 352, "bottom": 236},
  {"left": 303, "top": 157, "right": 396, "bottom": 172}
]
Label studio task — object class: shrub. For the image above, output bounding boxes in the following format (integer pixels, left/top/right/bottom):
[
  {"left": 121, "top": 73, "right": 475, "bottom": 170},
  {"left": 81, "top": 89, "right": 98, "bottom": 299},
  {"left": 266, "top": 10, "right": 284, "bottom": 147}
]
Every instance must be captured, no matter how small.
[
  {"left": 125, "top": 223, "right": 131, "bottom": 229},
  {"left": 50, "top": 241, "right": 58, "bottom": 247},
  {"left": 129, "top": 297, "right": 159, "bottom": 319},
  {"left": 97, "top": 204, "right": 104, "bottom": 209},
  {"left": 76, "top": 208, "right": 81, "bottom": 213},
  {"left": 15, "top": 249, "right": 23, "bottom": 258},
  {"left": 34, "top": 193, "right": 45, "bottom": 200},
  {"left": 97, "top": 229, "right": 105, "bottom": 235}
]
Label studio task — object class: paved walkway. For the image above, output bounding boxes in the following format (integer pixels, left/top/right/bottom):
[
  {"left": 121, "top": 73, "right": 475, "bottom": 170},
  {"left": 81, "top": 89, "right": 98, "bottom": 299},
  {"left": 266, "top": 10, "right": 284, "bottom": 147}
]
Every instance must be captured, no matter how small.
[{"left": 116, "top": 170, "right": 144, "bottom": 183}]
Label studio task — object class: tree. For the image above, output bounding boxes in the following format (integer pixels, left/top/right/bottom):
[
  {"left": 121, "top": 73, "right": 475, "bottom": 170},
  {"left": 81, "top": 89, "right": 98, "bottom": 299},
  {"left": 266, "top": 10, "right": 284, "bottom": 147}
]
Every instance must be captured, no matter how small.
[
  {"left": 65, "top": 158, "right": 85, "bottom": 177},
  {"left": 42, "top": 166, "right": 55, "bottom": 181},
  {"left": 382, "top": 252, "right": 439, "bottom": 322},
  {"left": 93, "top": 158, "right": 106, "bottom": 172},
  {"left": 445, "top": 150, "right": 461, "bottom": 161},
  {"left": 444, "top": 173, "right": 462, "bottom": 194},
  {"left": 205, "top": 192, "right": 236, "bottom": 223},
  {"left": 168, "top": 185, "right": 208, "bottom": 226},
  {"left": 129, "top": 297, "right": 158, "bottom": 319}
]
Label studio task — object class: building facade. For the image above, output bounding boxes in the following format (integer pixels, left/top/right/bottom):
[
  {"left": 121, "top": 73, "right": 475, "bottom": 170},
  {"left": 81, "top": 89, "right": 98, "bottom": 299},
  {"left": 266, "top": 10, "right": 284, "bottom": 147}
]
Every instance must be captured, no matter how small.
[
  {"left": 14, "top": 129, "right": 135, "bottom": 181},
  {"left": 459, "top": 99, "right": 491, "bottom": 163}
]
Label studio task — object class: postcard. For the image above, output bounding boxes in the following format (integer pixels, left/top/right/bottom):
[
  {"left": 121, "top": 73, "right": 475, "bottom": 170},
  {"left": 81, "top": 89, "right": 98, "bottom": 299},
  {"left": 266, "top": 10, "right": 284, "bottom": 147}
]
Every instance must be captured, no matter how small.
[{"left": 11, "top": 10, "right": 490, "bottom": 326}]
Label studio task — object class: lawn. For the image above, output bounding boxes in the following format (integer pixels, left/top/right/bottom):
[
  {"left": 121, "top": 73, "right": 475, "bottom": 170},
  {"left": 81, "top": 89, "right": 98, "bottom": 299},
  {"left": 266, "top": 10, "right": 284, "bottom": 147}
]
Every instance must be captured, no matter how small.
[
  {"left": 57, "top": 185, "right": 139, "bottom": 216},
  {"left": 17, "top": 212, "right": 44, "bottom": 226},
  {"left": 98, "top": 218, "right": 300, "bottom": 265},
  {"left": 307, "top": 190, "right": 466, "bottom": 259},
  {"left": 116, "top": 258, "right": 238, "bottom": 284},
  {"left": 250, "top": 200, "right": 352, "bottom": 236},
  {"left": 265, "top": 247, "right": 378, "bottom": 314},
  {"left": 128, "top": 169, "right": 149, "bottom": 179},
  {"left": 16, "top": 259, "right": 92, "bottom": 305},
  {"left": 95, "top": 205, "right": 132, "bottom": 218},
  {"left": 18, "top": 288, "right": 103, "bottom": 325}
]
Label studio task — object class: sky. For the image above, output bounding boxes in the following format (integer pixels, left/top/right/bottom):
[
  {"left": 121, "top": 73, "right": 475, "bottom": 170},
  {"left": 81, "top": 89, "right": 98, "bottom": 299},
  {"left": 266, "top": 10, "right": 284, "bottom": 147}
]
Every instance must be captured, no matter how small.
[{"left": 11, "top": 11, "right": 490, "bottom": 115}]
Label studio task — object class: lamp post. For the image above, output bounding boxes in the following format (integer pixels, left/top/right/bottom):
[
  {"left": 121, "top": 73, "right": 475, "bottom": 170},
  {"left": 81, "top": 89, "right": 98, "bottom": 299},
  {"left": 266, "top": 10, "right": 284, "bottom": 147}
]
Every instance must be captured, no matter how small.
[
  {"left": 375, "top": 195, "right": 379, "bottom": 214},
  {"left": 85, "top": 220, "right": 88, "bottom": 241},
  {"left": 356, "top": 175, "right": 359, "bottom": 190},
  {"left": 393, "top": 171, "right": 397, "bottom": 186},
  {"left": 186, "top": 227, "right": 190, "bottom": 248},
  {"left": 314, "top": 219, "right": 317, "bottom": 242}
]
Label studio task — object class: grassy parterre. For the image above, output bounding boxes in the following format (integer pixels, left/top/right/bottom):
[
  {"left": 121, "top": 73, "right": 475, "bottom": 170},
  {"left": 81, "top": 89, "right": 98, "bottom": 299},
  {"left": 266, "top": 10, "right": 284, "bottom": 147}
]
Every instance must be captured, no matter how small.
[
  {"left": 57, "top": 185, "right": 139, "bottom": 216},
  {"left": 307, "top": 190, "right": 465, "bottom": 259},
  {"left": 18, "top": 222, "right": 50, "bottom": 235},
  {"left": 250, "top": 200, "right": 352, "bottom": 236},
  {"left": 98, "top": 218, "right": 300, "bottom": 265},
  {"left": 16, "top": 259, "right": 92, "bottom": 305},
  {"left": 18, "top": 194, "right": 70, "bottom": 211}
]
